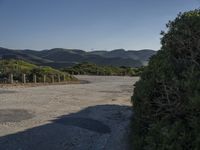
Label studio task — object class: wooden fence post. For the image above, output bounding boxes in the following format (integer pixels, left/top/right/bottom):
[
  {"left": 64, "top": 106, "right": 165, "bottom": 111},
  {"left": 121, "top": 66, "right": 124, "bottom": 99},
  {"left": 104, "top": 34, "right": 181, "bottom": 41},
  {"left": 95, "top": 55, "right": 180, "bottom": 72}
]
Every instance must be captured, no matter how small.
[
  {"left": 22, "top": 74, "right": 26, "bottom": 83},
  {"left": 43, "top": 75, "right": 46, "bottom": 83},
  {"left": 33, "top": 74, "right": 37, "bottom": 83},
  {"left": 9, "top": 74, "right": 14, "bottom": 84}
]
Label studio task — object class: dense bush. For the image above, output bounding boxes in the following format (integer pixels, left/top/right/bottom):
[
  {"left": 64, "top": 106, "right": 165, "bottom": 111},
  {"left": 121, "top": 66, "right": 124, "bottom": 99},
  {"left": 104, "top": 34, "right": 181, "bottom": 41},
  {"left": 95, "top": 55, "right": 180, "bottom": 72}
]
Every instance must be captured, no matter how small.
[{"left": 131, "top": 9, "right": 200, "bottom": 150}]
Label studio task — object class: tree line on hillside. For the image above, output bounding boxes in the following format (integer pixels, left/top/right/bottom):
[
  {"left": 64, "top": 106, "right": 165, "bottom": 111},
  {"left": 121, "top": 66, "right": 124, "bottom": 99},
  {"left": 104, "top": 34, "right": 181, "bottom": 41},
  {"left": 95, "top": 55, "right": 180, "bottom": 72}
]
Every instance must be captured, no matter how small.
[{"left": 61, "top": 62, "right": 145, "bottom": 76}]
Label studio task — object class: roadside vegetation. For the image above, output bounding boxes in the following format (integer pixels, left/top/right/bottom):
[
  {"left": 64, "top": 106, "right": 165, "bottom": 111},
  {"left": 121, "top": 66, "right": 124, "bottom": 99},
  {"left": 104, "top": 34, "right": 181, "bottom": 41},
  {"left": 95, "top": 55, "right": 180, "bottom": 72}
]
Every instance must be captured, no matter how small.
[
  {"left": 0, "top": 59, "right": 76, "bottom": 83},
  {"left": 131, "top": 9, "right": 200, "bottom": 150},
  {"left": 62, "top": 62, "right": 144, "bottom": 76}
]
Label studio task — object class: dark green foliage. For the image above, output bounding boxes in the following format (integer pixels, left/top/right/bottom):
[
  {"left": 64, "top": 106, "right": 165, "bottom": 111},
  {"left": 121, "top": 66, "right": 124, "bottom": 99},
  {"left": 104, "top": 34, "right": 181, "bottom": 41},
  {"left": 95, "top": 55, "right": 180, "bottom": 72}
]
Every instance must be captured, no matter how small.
[
  {"left": 62, "top": 62, "right": 143, "bottom": 76},
  {"left": 131, "top": 9, "right": 200, "bottom": 150}
]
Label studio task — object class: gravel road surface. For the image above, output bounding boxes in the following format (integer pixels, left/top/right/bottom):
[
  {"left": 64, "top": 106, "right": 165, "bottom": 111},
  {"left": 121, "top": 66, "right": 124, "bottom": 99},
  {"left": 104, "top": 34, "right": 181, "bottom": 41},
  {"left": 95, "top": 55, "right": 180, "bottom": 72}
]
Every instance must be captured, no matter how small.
[{"left": 0, "top": 75, "right": 139, "bottom": 150}]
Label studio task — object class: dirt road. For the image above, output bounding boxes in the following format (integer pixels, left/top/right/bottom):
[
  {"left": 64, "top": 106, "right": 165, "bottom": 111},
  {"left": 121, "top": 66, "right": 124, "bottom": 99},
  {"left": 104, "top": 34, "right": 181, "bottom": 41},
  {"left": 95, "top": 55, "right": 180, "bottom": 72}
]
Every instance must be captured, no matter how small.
[{"left": 0, "top": 76, "right": 139, "bottom": 150}]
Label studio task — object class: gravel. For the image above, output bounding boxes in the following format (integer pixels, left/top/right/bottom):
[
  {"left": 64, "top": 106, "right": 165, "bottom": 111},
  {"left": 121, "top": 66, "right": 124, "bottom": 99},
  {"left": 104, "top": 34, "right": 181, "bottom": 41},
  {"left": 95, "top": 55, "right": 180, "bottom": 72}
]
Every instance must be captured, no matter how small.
[{"left": 0, "top": 75, "right": 139, "bottom": 150}]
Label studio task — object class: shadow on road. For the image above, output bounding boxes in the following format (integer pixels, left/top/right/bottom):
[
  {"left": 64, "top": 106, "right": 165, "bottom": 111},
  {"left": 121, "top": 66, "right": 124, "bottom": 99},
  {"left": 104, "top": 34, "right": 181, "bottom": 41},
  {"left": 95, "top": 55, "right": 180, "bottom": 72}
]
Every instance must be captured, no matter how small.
[{"left": 0, "top": 104, "right": 132, "bottom": 150}]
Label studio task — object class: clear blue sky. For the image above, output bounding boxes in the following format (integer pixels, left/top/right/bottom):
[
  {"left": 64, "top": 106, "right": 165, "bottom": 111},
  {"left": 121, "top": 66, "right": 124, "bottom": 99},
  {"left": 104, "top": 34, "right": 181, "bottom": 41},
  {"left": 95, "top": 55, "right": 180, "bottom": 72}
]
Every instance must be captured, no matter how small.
[{"left": 0, "top": 0, "right": 199, "bottom": 51}]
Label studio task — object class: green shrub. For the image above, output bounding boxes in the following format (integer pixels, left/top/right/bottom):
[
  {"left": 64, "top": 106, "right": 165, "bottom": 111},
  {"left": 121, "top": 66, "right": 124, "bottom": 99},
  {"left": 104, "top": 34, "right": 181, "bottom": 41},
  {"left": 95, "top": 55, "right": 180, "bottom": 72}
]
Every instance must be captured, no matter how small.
[
  {"left": 0, "top": 59, "right": 76, "bottom": 82},
  {"left": 131, "top": 9, "right": 200, "bottom": 150},
  {"left": 62, "top": 62, "right": 141, "bottom": 76}
]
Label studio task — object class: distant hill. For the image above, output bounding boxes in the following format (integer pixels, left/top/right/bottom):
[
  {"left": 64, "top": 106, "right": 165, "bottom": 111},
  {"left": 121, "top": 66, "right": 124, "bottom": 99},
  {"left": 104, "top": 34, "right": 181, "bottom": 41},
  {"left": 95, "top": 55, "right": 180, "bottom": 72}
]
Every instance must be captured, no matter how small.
[
  {"left": 89, "top": 49, "right": 156, "bottom": 65},
  {"left": 0, "top": 47, "right": 157, "bottom": 68}
]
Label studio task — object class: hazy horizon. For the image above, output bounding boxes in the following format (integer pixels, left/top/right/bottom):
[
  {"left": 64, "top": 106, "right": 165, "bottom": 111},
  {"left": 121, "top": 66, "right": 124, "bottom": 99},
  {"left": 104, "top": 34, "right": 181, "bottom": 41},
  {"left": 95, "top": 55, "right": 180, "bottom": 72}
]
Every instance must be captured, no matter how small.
[
  {"left": 0, "top": 46, "right": 156, "bottom": 52},
  {"left": 0, "top": 0, "right": 199, "bottom": 50}
]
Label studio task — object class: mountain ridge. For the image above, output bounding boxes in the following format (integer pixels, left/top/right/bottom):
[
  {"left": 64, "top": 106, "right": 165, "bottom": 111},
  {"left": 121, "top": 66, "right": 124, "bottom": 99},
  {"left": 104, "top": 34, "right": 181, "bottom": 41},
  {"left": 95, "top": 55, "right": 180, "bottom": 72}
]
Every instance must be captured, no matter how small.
[{"left": 0, "top": 47, "right": 157, "bottom": 68}]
